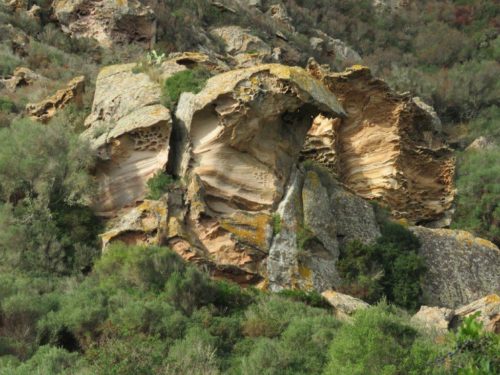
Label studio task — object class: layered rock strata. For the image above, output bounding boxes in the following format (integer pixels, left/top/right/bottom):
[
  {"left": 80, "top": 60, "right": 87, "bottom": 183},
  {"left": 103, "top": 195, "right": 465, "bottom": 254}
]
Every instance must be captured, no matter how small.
[
  {"left": 173, "top": 64, "right": 345, "bottom": 283},
  {"left": 306, "top": 62, "right": 456, "bottom": 225}
]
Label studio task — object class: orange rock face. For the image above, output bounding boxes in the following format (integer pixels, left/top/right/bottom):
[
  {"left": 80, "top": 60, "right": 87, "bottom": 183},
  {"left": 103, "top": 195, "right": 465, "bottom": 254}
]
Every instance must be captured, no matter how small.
[{"left": 306, "top": 62, "right": 456, "bottom": 225}]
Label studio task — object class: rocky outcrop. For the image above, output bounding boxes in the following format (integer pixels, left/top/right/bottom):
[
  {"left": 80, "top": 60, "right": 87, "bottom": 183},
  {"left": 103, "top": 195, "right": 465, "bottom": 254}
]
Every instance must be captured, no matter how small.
[
  {"left": 0, "top": 67, "right": 46, "bottom": 92},
  {"left": 210, "top": 26, "right": 272, "bottom": 66},
  {"left": 26, "top": 75, "right": 85, "bottom": 122},
  {"left": 83, "top": 63, "right": 171, "bottom": 217},
  {"left": 411, "top": 226, "right": 500, "bottom": 308},
  {"left": 311, "top": 30, "right": 362, "bottom": 68},
  {"left": 172, "top": 64, "right": 345, "bottom": 284},
  {"left": 412, "top": 294, "right": 500, "bottom": 334},
  {"left": 266, "top": 164, "right": 381, "bottom": 292},
  {"left": 306, "top": 62, "right": 455, "bottom": 225},
  {"left": 52, "top": 0, "right": 156, "bottom": 47},
  {"left": 322, "top": 290, "right": 370, "bottom": 320},
  {"left": 101, "top": 199, "right": 168, "bottom": 249},
  {"left": 466, "top": 136, "right": 496, "bottom": 151}
]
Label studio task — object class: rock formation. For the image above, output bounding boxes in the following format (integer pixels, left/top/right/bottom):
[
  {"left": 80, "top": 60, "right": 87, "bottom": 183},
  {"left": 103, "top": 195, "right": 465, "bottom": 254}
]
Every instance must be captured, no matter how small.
[
  {"left": 172, "top": 64, "right": 345, "bottom": 284},
  {"left": 322, "top": 290, "right": 370, "bottom": 320},
  {"left": 52, "top": 0, "right": 157, "bottom": 47},
  {"left": 306, "top": 62, "right": 456, "bottom": 225},
  {"left": 82, "top": 63, "right": 171, "bottom": 217},
  {"left": 26, "top": 75, "right": 85, "bottom": 122},
  {"left": 0, "top": 67, "right": 46, "bottom": 92},
  {"left": 412, "top": 294, "right": 500, "bottom": 334},
  {"left": 411, "top": 226, "right": 500, "bottom": 308}
]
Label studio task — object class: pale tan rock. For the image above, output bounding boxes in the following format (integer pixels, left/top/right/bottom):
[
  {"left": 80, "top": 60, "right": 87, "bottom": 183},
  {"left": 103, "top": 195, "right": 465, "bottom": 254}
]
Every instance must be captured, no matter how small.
[
  {"left": 306, "top": 62, "right": 456, "bottom": 225},
  {"left": 101, "top": 199, "right": 168, "bottom": 249},
  {"left": 312, "top": 31, "right": 362, "bottom": 68},
  {"left": 411, "top": 226, "right": 500, "bottom": 308},
  {"left": 266, "top": 4, "right": 295, "bottom": 32},
  {"left": 1, "top": 67, "right": 46, "bottom": 92},
  {"left": 322, "top": 290, "right": 370, "bottom": 320},
  {"left": 466, "top": 136, "right": 496, "bottom": 151},
  {"left": 411, "top": 306, "right": 454, "bottom": 333},
  {"left": 454, "top": 294, "right": 500, "bottom": 334},
  {"left": 52, "top": 0, "right": 156, "bottom": 47},
  {"left": 173, "top": 64, "right": 345, "bottom": 283},
  {"left": 83, "top": 64, "right": 171, "bottom": 217},
  {"left": 26, "top": 75, "right": 85, "bottom": 122}
]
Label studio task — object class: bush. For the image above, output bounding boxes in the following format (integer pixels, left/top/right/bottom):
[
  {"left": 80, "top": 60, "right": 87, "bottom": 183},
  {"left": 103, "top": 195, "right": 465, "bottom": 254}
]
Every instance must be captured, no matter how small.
[
  {"left": 146, "top": 172, "right": 175, "bottom": 200},
  {"left": 337, "top": 222, "right": 426, "bottom": 310},
  {"left": 162, "top": 67, "right": 211, "bottom": 109},
  {"left": 453, "top": 147, "right": 500, "bottom": 246},
  {"left": 324, "top": 303, "right": 445, "bottom": 375}
]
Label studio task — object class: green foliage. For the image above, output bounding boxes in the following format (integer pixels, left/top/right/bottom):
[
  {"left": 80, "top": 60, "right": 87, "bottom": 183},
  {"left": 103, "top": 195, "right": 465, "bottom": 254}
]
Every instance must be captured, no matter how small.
[
  {"left": 324, "top": 303, "right": 446, "bottom": 375},
  {"left": 146, "top": 172, "right": 175, "bottom": 200},
  {"left": 271, "top": 213, "right": 281, "bottom": 235},
  {"left": 453, "top": 147, "right": 500, "bottom": 246},
  {"left": 162, "top": 67, "right": 211, "bottom": 108},
  {"left": 0, "top": 118, "right": 100, "bottom": 275},
  {"left": 337, "top": 222, "right": 426, "bottom": 310},
  {"left": 277, "top": 289, "right": 331, "bottom": 309},
  {"left": 0, "top": 97, "right": 15, "bottom": 113}
]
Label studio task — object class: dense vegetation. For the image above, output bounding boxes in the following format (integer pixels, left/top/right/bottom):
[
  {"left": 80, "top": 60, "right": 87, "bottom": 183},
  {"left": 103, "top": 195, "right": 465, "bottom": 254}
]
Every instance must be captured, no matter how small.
[{"left": 1, "top": 244, "right": 497, "bottom": 374}]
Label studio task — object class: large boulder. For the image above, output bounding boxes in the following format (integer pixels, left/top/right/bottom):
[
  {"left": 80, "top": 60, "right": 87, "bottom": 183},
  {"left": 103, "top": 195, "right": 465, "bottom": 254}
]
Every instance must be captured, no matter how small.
[
  {"left": 411, "top": 226, "right": 500, "bottom": 308},
  {"left": 322, "top": 290, "right": 370, "bottom": 320},
  {"left": 172, "top": 64, "right": 345, "bottom": 284},
  {"left": 306, "top": 61, "right": 455, "bottom": 225},
  {"left": 52, "top": 0, "right": 156, "bottom": 47},
  {"left": 83, "top": 64, "right": 171, "bottom": 217}
]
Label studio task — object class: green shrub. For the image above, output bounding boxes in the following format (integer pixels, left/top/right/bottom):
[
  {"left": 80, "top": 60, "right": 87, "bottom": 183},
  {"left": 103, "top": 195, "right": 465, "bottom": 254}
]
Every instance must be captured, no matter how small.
[
  {"left": 146, "top": 172, "right": 175, "bottom": 200},
  {"left": 453, "top": 147, "right": 500, "bottom": 246},
  {"left": 162, "top": 68, "right": 211, "bottom": 109},
  {"left": 277, "top": 289, "right": 331, "bottom": 309},
  {"left": 324, "top": 303, "right": 445, "bottom": 375},
  {"left": 271, "top": 213, "right": 281, "bottom": 235},
  {"left": 337, "top": 222, "right": 426, "bottom": 310},
  {"left": 0, "top": 97, "right": 15, "bottom": 113}
]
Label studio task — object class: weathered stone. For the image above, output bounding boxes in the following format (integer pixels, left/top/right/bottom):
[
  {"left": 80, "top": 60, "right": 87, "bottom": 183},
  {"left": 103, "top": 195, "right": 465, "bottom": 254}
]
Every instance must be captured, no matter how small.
[
  {"left": 412, "top": 294, "right": 500, "bottom": 334},
  {"left": 411, "top": 226, "right": 500, "bottom": 308},
  {"left": 173, "top": 64, "right": 344, "bottom": 283},
  {"left": 266, "top": 4, "right": 295, "bottom": 32},
  {"left": 83, "top": 64, "right": 171, "bottom": 217},
  {"left": 306, "top": 62, "right": 456, "bottom": 225},
  {"left": 411, "top": 306, "right": 454, "bottom": 333},
  {"left": 26, "top": 75, "right": 85, "bottom": 122},
  {"left": 0, "top": 67, "right": 46, "bottom": 92},
  {"left": 101, "top": 199, "right": 168, "bottom": 249},
  {"left": 466, "top": 136, "right": 496, "bottom": 151},
  {"left": 454, "top": 294, "right": 500, "bottom": 334},
  {"left": 312, "top": 31, "right": 362, "bottom": 68},
  {"left": 210, "top": 26, "right": 272, "bottom": 67},
  {"left": 322, "top": 290, "right": 370, "bottom": 320},
  {"left": 266, "top": 164, "right": 380, "bottom": 292},
  {"left": 52, "top": 0, "right": 156, "bottom": 47}
]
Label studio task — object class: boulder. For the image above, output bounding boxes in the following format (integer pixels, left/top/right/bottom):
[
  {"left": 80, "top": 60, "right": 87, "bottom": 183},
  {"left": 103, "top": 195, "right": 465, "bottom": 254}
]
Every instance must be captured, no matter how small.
[
  {"left": 173, "top": 64, "right": 345, "bottom": 284},
  {"left": 101, "top": 199, "right": 168, "bottom": 249},
  {"left": 210, "top": 26, "right": 272, "bottom": 67},
  {"left": 322, "top": 290, "right": 370, "bottom": 320},
  {"left": 312, "top": 31, "right": 362, "bottom": 68},
  {"left": 0, "top": 67, "right": 46, "bottom": 92},
  {"left": 83, "top": 64, "right": 171, "bottom": 217},
  {"left": 266, "top": 4, "right": 295, "bottom": 32},
  {"left": 412, "top": 294, "right": 500, "bottom": 334},
  {"left": 454, "top": 294, "right": 500, "bottom": 334},
  {"left": 411, "top": 226, "right": 500, "bottom": 308},
  {"left": 306, "top": 61, "right": 456, "bottom": 225},
  {"left": 26, "top": 75, "right": 85, "bottom": 122},
  {"left": 52, "top": 0, "right": 156, "bottom": 47},
  {"left": 411, "top": 306, "right": 455, "bottom": 333},
  {"left": 466, "top": 136, "right": 496, "bottom": 151}
]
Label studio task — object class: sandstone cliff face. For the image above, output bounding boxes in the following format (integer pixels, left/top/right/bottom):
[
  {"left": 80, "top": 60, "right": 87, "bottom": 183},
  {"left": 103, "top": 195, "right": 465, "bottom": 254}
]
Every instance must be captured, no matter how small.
[
  {"left": 52, "top": 0, "right": 156, "bottom": 47},
  {"left": 83, "top": 64, "right": 171, "bottom": 217},
  {"left": 306, "top": 62, "right": 456, "bottom": 225},
  {"left": 411, "top": 226, "right": 500, "bottom": 308},
  {"left": 171, "top": 64, "right": 345, "bottom": 284}
]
